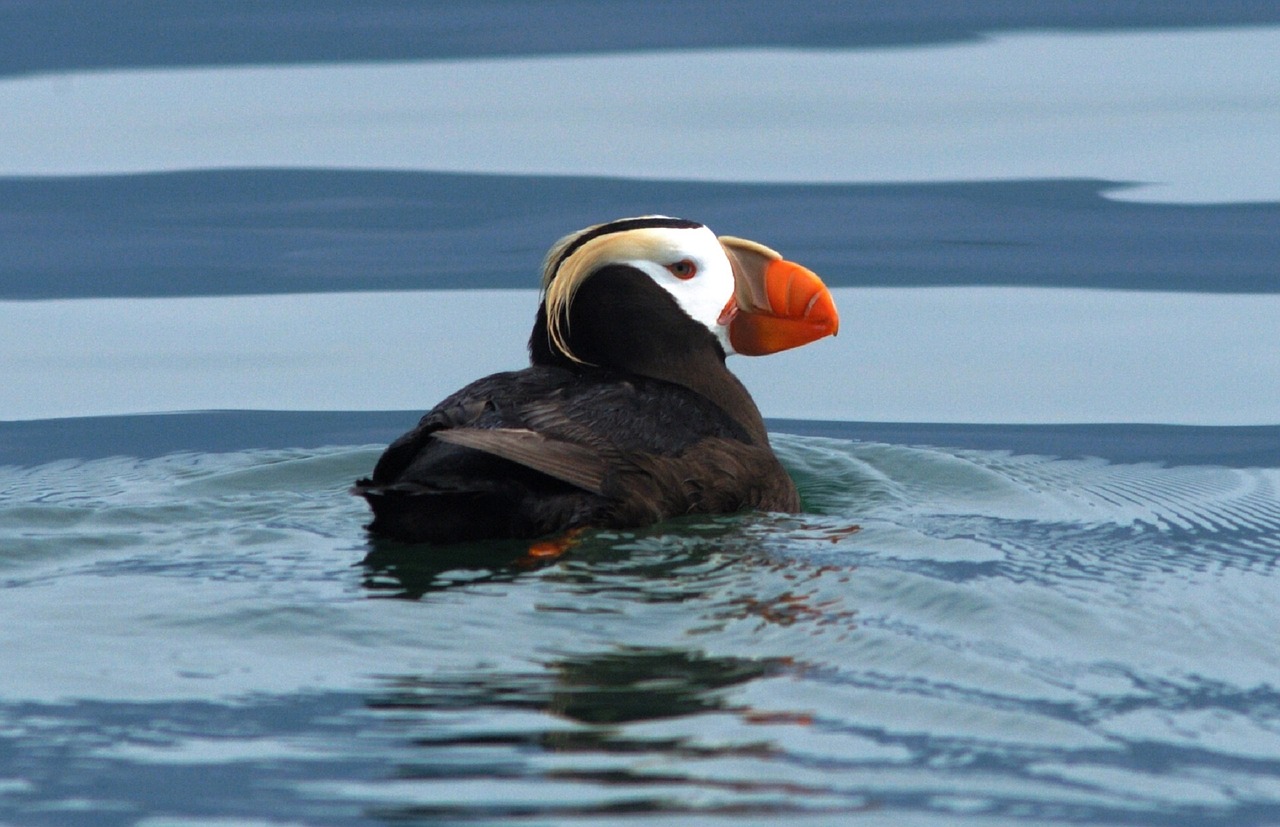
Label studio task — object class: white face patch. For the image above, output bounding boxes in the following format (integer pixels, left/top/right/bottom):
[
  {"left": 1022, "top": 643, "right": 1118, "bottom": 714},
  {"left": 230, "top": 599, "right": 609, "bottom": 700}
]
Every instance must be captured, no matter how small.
[{"left": 619, "top": 225, "right": 737, "bottom": 355}]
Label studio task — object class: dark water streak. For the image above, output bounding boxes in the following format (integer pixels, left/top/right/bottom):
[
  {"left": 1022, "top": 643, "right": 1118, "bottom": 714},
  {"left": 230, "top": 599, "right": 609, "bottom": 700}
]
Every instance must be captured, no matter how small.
[
  {"left": 4, "top": 411, "right": 1280, "bottom": 469},
  {"left": 5, "top": 0, "right": 1280, "bottom": 78},
  {"left": 3, "top": 173, "right": 1278, "bottom": 300}
]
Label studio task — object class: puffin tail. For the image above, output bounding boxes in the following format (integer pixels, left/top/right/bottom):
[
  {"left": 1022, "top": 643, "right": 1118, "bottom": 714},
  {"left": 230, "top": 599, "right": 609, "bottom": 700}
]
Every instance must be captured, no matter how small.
[{"left": 352, "top": 478, "right": 510, "bottom": 545}]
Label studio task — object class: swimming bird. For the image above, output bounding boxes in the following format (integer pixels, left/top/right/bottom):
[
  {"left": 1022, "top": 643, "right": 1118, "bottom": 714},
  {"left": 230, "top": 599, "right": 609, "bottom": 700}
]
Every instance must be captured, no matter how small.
[{"left": 353, "top": 216, "right": 838, "bottom": 544}]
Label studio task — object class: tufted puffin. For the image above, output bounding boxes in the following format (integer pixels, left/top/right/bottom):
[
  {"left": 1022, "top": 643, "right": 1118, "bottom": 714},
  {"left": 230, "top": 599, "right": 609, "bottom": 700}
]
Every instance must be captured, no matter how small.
[{"left": 353, "top": 216, "right": 839, "bottom": 544}]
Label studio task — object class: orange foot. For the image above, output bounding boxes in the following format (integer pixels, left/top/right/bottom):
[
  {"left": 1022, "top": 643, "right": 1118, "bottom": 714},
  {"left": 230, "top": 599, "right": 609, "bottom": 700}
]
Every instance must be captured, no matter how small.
[{"left": 517, "top": 528, "right": 585, "bottom": 567}]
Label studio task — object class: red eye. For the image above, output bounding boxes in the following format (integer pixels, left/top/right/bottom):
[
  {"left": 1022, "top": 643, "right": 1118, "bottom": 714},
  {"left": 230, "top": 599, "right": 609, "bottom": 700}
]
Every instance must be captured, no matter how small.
[{"left": 667, "top": 259, "right": 697, "bottom": 280}]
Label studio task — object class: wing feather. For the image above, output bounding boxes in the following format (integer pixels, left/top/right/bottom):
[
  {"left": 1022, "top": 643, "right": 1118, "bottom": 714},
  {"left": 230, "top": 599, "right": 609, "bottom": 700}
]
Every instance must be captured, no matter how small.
[{"left": 432, "top": 427, "right": 610, "bottom": 496}]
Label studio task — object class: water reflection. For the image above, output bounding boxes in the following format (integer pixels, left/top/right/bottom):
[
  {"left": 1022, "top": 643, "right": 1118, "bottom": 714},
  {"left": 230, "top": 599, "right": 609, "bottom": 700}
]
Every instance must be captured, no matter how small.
[
  {"left": 373, "top": 647, "right": 782, "bottom": 725},
  {"left": 359, "top": 516, "right": 761, "bottom": 600},
  {"left": 357, "top": 642, "right": 1280, "bottom": 822},
  {"left": 3, "top": 434, "right": 1280, "bottom": 822},
  {"left": 362, "top": 647, "right": 846, "bottom": 820},
  {"left": 361, "top": 537, "right": 545, "bottom": 599}
]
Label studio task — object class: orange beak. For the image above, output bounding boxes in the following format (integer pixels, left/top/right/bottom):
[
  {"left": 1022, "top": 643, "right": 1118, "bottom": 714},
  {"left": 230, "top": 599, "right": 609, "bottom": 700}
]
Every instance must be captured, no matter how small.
[{"left": 718, "top": 236, "right": 840, "bottom": 356}]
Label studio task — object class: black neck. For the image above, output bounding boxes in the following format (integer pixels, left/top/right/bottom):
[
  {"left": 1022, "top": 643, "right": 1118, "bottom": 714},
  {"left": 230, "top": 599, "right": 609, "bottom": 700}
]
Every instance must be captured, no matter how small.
[{"left": 529, "top": 266, "right": 770, "bottom": 445}]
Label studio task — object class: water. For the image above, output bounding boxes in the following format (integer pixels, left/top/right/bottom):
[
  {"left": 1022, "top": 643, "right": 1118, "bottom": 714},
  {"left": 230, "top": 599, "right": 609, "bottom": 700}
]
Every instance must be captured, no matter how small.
[
  {"left": 4, "top": 3, "right": 1280, "bottom": 825},
  {"left": 3, "top": 427, "right": 1280, "bottom": 824}
]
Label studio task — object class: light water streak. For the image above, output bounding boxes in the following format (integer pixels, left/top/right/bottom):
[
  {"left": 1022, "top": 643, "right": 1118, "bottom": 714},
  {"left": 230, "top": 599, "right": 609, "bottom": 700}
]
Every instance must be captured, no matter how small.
[
  {"left": 2, "top": 287, "right": 1277, "bottom": 424},
  {"left": 2, "top": 28, "right": 1279, "bottom": 203}
]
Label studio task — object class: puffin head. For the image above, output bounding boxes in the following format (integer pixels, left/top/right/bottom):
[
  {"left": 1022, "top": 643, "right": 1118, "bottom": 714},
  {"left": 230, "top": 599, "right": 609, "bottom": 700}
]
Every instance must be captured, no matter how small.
[{"left": 530, "top": 216, "right": 839, "bottom": 369}]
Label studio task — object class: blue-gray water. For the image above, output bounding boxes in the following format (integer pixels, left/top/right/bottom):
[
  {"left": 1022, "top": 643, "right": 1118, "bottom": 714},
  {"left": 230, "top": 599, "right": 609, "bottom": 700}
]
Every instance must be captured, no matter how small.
[
  {"left": 3, "top": 4, "right": 1280, "bottom": 826},
  {"left": 4, "top": 420, "right": 1280, "bottom": 825}
]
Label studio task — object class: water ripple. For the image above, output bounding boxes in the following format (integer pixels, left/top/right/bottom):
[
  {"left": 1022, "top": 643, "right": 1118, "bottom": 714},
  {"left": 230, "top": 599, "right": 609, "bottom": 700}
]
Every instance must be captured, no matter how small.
[{"left": 2, "top": 434, "right": 1280, "bottom": 824}]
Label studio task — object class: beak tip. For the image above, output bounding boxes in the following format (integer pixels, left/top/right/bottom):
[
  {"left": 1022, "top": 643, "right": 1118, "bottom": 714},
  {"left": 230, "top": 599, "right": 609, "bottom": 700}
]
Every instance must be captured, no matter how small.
[{"left": 729, "top": 255, "right": 840, "bottom": 355}]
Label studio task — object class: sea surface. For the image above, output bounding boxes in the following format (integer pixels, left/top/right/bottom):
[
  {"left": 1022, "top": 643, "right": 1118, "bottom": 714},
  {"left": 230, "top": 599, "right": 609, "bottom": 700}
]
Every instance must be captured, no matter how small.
[{"left": 2, "top": 4, "right": 1280, "bottom": 826}]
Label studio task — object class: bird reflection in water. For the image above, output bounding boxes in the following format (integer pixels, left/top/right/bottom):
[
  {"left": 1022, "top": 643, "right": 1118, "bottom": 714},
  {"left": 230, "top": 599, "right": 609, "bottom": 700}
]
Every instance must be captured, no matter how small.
[
  {"left": 361, "top": 647, "right": 862, "bottom": 821},
  {"left": 359, "top": 512, "right": 761, "bottom": 599}
]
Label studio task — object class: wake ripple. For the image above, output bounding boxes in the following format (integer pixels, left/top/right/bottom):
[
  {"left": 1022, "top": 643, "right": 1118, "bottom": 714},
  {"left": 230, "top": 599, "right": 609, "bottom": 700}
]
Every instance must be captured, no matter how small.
[{"left": 775, "top": 435, "right": 1280, "bottom": 581}]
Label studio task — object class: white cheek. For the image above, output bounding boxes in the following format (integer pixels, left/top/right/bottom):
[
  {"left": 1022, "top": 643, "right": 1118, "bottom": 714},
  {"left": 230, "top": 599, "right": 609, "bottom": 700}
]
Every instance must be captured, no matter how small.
[{"left": 633, "top": 260, "right": 736, "bottom": 354}]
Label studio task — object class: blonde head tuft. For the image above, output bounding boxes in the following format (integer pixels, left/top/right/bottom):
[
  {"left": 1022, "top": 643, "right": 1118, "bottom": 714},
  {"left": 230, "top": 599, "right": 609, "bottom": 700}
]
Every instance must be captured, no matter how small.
[{"left": 539, "top": 217, "right": 697, "bottom": 363}]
